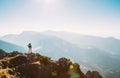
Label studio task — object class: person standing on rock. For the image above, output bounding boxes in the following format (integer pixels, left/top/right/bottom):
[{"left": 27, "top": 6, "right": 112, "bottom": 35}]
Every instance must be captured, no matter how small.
[{"left": 28, "top": 43, "right": 32, "bottom": 54}]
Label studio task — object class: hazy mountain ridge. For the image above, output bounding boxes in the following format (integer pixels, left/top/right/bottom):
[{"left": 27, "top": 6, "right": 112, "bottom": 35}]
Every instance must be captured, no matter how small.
[
  {"left": 1, "top": 31, "right": 82, "bottom": 59},
  {"left": 0, "top": 31, "right": 120, "bottom": 78},
  {"left": 0, "top": 40, "right": 25, "bottom": 52},
  {"left": 0, "top": 50, "right": 103, "bottom": 78},
  {"left": 43, "top": 31, "right": 120, "bottom": 55}
]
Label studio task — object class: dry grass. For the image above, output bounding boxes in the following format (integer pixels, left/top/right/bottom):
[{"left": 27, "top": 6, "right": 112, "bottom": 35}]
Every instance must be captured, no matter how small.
[{"left": 0, "top": 68, "right": 18, "bottom": 78}]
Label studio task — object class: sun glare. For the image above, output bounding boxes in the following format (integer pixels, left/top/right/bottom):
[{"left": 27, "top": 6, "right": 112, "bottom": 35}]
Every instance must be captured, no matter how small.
[
  {"left": 45, "top": 0, "right": 57, "bottom": 4},
  {"left": 35, "top": 0, "right": 56, "bottom": 5}
]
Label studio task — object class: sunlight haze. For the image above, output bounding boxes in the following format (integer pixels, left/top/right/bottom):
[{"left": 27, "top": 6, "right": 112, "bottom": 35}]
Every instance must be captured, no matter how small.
[{"left": 0, "top": 0, "right": 120, "bottom": 38}]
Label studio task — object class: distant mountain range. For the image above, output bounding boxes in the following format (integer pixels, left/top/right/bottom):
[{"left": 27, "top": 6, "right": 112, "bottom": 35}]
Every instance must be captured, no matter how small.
[
  {"left": 43, "top": 31, "right": 120, "bottom": 55},
  {"left": 0, "top": 40, "right": 25, "bottom": 52},
  {"left": 0, "top": 31, "right": 120, "bottom": 78}
]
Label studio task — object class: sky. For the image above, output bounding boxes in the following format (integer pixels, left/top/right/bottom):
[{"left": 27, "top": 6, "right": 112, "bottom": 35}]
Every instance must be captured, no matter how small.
[{"left": 0, "top": 0, "right": 120, "bottom": 38}]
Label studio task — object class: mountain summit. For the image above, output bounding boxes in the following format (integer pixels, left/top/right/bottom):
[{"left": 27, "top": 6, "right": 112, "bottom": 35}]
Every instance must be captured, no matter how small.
[{"left": 0, "top": 50, "right": 103, "bottom": 78}]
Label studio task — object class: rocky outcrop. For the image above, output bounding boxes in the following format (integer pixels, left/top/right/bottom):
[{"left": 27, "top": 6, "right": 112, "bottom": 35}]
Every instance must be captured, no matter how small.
[
  {"left": 0, "top": 50, "right": 103, "bottom": 78},
  {"left": 0, "top": 49, "right": 7, "bottom": 59},
  {"left": 86, "top": 71, "right": 103, "bottom": 78}
]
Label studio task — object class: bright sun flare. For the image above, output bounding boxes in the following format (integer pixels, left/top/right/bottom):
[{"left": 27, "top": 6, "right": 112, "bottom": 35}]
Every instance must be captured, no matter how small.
[
  {"left": 35, "top": 0, "right": 56, "bottom": 4},
  {"left": 45, "top": 0, "right": 56, "bottom": 4}
]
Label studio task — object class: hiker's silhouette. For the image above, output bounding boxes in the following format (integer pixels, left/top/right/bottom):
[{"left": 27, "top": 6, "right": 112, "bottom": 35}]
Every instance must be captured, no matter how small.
[{"left": 28, "top": 43, "right": 32, "bottom": 54}]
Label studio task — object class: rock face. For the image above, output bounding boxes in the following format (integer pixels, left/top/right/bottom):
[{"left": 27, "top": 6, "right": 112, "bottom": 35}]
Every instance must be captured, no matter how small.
[
  {"left": 0, "top": 50, "right": 103, "bottom": 78},
  {"left": 86, "top": 71, "right": 103, "bottom": 78},
  {"left": 0, "top": 49, "right": 7, "bottom": 59}
]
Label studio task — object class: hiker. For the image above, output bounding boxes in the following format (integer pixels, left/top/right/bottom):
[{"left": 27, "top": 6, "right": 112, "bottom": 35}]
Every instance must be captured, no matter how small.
[{"left": 28, "top": 43, "right": 32, "bottom": 54}]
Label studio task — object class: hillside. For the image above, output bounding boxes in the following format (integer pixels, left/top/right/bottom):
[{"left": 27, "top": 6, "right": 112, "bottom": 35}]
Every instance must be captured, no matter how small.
[
  {"left": 0, "top": 40, "right": 25, "bottom": 52},
  {"left": 43, "top": 31, "right": 120, "bottom": 55},
  {"left": 0, "top": 49, "right": 103, "bottom": 78}
]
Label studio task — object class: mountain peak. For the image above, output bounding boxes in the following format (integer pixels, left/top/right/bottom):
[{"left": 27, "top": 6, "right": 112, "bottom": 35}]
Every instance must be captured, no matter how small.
[{"left": 21, "top": 31, "right": 39, "bottom": 35}]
